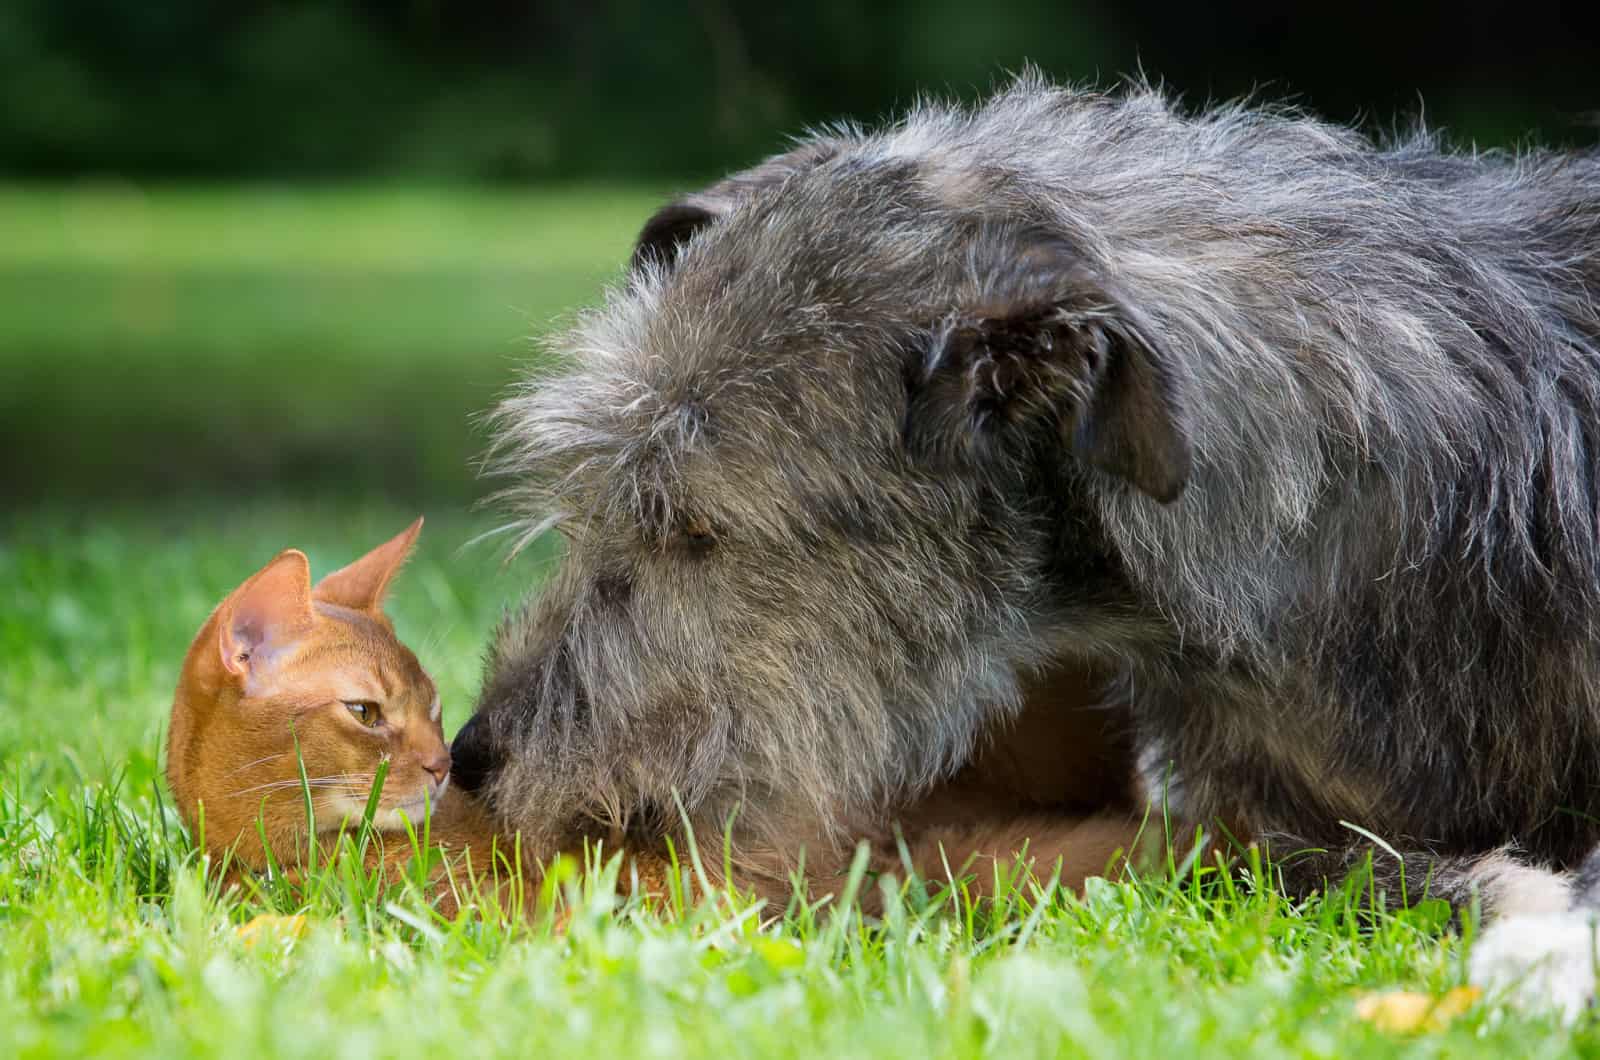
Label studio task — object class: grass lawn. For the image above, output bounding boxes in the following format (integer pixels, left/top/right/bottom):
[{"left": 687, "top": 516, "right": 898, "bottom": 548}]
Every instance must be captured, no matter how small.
[{"left": 0, "top": 185, "right": 1591, "bottom": 1057}]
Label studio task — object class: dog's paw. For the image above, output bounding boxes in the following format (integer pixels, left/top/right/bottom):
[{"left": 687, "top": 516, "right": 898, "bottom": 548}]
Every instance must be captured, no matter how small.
[{"left": 1469, "top": 911, "right": 1598, "bottom": 1023}]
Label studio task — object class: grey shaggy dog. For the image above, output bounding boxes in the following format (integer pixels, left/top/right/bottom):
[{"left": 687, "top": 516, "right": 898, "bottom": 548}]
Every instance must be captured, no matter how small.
[{"left": 454, "top": 76, "right": 1600, "bottom": 1013}]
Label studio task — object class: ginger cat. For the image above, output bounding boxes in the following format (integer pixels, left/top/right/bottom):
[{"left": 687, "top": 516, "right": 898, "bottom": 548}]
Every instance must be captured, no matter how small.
[
  {"left": 165, "top": 518, "right": 517, "bottom": 907},
  {"left": 167, "top": 519, "right": 1157, "bottom": 915}
]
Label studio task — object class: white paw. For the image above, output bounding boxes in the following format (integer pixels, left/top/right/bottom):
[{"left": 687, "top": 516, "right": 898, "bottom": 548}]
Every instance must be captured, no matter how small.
[{"left": 1470, "top": 911, "right": 1599, "bottom": 1023}]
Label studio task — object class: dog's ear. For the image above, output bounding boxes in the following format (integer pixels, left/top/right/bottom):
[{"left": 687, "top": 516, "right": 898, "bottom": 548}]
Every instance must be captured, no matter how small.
[
  {"left": 912, "top": 230, "right": 1192, "bottom": 503},
  {"left": 632, "top": 202, "right": 721, "bottom": 273},
  {"left": 630, "top": 139, "right": 842, "bottom": 273}
]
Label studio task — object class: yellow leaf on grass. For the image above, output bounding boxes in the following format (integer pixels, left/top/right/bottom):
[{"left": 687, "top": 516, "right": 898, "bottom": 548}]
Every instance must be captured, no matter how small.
[
  {"left": 1354, "top": 987, "right": 1481, "bottom": 1033},
  {"left": 235, "top": 914, "right": 309, "bottom": 949}
]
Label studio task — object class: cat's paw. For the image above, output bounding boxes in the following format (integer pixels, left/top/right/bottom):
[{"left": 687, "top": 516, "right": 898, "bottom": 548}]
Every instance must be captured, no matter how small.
[{"left": 1469, "top": 910, "right": 1598, "bottom": 1023}]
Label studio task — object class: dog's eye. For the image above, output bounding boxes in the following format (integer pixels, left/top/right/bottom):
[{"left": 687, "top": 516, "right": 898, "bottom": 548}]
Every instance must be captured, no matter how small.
[
  {"left": 343, "top": 700, "right": 383, "bottom": 727},
  {"left": 681, "top": 516, "right": 717, "bottom": 552}
]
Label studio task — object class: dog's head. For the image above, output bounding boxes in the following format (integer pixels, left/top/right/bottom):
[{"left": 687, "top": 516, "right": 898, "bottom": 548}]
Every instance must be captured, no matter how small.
[{"left": 455, "top": 117, "right": 1193, "bottom": 850}]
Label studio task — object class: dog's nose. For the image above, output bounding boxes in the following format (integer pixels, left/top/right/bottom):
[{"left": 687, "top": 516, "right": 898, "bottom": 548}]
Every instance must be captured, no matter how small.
[
  {"left": 449, "top": 713, "right": 495, "bottom": 793},
  {"left": 421, "top": 748, "right": 451, "bottom": 787}
]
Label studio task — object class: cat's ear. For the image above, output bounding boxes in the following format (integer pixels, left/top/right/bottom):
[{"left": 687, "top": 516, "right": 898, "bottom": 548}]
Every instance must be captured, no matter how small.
[
  {"left": 218, "top": 549, "right": 314, "bottom": 678},
  {"left": 312, "top": 517, "right": 423, "bottom": 614}
]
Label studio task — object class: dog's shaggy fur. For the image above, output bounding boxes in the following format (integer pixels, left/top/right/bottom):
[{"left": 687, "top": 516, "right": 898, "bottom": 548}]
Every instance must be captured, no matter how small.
[{"left": 456, "top": 75, "right": 1600, "bottom": 1006}]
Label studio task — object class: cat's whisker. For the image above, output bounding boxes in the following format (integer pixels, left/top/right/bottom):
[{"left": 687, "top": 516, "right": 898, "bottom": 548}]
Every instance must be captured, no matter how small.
[
  {"left": 227, "top": 781, "right": 338, "bottom": 798},
  {"left": 307, "top": 796, "right": 407, "bottom": 815},
  {"left": 221, "top": 751, "right": 292, "bottom": 777},
  {"left": 227, "top": 773, "right": 377, "bottom": 798}
]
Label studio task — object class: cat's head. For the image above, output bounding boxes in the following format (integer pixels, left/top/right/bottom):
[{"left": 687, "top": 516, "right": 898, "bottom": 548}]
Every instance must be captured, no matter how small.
[{"left": 167, "top": 518, "right": 451, "bottom": 870}]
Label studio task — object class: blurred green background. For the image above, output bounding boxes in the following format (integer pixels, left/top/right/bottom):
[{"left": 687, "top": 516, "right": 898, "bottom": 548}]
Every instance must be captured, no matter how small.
[
  {"left": 2, "top": 1, "right": 1597, "bottom": 508},
  {"left": 0, "top": 184, "right": 660, "bottom": 504}
]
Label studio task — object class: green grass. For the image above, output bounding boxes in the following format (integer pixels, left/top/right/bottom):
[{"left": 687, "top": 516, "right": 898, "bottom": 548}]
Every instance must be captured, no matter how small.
[{"left": 3, "top": 184, "right": 1595, "bottom": 1056}]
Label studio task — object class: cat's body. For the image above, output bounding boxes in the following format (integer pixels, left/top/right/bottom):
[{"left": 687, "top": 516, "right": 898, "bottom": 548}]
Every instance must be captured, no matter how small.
[{"left": 166, "top": 520, "right": 1148, "bottom": 911}]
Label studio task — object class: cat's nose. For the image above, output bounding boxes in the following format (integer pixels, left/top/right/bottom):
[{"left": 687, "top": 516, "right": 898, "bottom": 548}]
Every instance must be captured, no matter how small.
[{"left": 421, "top": 749, "right": 451, "bottom": 787}]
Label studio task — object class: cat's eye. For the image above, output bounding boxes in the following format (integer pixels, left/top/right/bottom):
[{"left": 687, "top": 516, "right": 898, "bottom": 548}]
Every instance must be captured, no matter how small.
[{"left": 343, "top": 700, "right": 382, "bottom": 727}]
